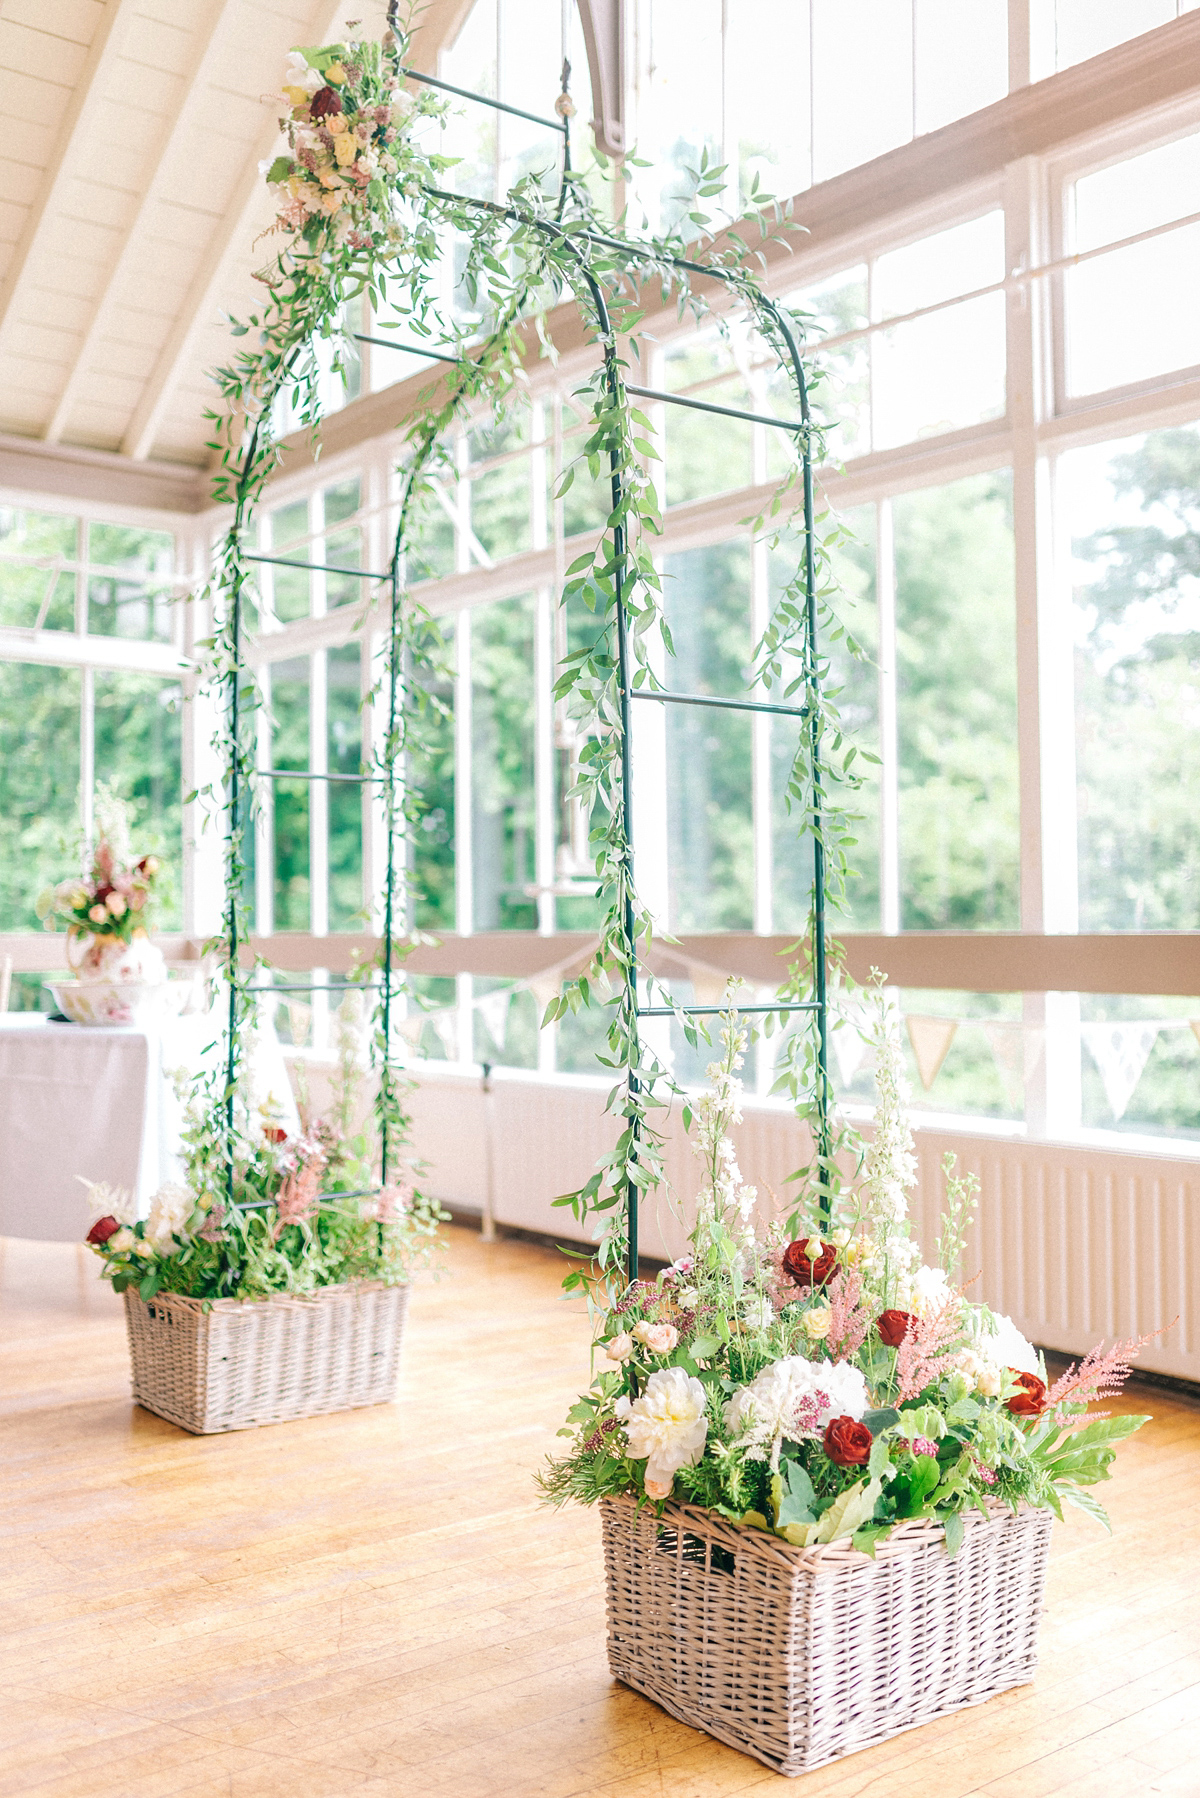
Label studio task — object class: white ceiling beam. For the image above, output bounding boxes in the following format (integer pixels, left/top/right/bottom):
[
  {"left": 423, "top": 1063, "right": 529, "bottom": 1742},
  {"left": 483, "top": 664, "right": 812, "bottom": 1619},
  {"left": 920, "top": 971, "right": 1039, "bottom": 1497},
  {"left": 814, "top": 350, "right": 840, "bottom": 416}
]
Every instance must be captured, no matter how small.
[
  {"left": 121, "top": 0, "right": 358, "bottom": 464},
  {"left": 45, "top": 0, "right": 241, "bottom": 447},
  {"left": 0, "top": 0, "right": 139, "bottom": 352}
]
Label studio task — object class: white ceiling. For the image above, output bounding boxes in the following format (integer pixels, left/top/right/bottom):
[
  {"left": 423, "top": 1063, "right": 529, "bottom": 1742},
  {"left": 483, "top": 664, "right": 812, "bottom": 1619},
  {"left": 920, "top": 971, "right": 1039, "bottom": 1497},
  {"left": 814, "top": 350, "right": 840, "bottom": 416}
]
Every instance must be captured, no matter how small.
[{"left": 0, "top": 0, "right": 455, "bottom": 477}]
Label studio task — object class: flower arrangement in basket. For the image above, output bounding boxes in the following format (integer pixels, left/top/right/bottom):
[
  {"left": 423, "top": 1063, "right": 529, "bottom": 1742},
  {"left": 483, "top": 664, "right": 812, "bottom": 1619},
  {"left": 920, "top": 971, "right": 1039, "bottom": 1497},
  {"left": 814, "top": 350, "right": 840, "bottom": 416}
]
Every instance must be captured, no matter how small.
[
  {"left": 82, "top": 994, "right": 446, "bottom": 1434},
  {"left": 36, "top": 788, "right": 172, "bottom": 1019},
  {"left": 542, "top": 987, "right": 1158, "bottom": 1775}
]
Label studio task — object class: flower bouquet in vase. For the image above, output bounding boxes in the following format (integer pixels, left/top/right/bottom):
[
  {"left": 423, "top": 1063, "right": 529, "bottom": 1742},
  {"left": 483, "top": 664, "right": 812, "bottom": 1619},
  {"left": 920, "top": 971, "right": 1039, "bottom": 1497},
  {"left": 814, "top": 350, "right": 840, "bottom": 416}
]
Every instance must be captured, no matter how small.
[
  {"left": 542, "top": 987, "right": 1155, "bottom": 1778},
  {"left": 81, "top": 995, "right": 445, "bottom": 1434},
  {"left": 38, "top": 788, "right": 177, "bottom": 1025}
]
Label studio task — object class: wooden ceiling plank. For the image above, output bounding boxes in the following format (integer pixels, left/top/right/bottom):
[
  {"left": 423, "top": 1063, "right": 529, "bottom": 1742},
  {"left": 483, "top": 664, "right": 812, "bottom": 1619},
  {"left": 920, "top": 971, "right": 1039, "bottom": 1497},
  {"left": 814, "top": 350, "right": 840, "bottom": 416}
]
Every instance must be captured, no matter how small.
[
  {"left": 43, "top": 0, "right": 241, "bottom": 448},
  {"left": 120, "top": 0, "right": 355, "bottom": 463},
  {"left": 0, "top": 0, "right": 138, "bottom": 351}
]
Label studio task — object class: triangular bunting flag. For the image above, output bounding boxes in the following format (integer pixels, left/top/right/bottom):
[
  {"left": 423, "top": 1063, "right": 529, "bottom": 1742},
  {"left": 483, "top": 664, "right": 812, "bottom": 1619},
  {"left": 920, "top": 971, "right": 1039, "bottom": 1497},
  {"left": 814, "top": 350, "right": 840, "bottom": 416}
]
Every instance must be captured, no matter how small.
[
  {"left": 830, "top": 1007, "right": 871, "bottom": 1087},
  {"left": 477, "top": 989, "right": 512, "bottom": 1050},
  {"left": 906, "top": 1014, "right": 959, "bottom": 1091},
  {"left": 1081, "top": 1022, "right": 1159, "bottom": 1121},
  {"left": 429, "top": 1010, "right": 459, "bottom": 1060}
]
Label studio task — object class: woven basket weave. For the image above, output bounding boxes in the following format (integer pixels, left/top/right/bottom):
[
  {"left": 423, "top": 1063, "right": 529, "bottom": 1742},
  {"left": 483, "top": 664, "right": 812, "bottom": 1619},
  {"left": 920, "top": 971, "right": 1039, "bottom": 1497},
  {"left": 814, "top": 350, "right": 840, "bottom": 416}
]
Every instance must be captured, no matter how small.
[
  {"left": 123, "top": 1280, "right": 408, "bottom": 1434},
  {"left": 601, "top": 1493, "right": 1052, "bottom": 1777}
]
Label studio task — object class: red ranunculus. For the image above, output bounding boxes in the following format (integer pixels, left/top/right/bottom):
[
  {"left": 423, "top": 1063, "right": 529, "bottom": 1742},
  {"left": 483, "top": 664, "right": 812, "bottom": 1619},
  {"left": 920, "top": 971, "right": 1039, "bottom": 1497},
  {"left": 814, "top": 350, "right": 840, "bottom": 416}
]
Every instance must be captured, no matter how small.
[
  {"left": 1005, "top": 1370, "right": 1047, "bottom": 1417},
  {"left": 86, "top": 1215, "right": 121, "bottom": 1246},
  {"left": 782, "top": 1237, "right": 837, "bottom": 1288},
  {"left": 309, "top": 85, "right": 341, "bottom": 119},
  {"left": 823, "top": 1415, "right": 872, "bottom": 1467},
  {"left": 876, "top": 1308, "right": 916, "bottom": 1349},
  {"left": 263, "top": 1126, "right": 288, "bottom": 1145}
]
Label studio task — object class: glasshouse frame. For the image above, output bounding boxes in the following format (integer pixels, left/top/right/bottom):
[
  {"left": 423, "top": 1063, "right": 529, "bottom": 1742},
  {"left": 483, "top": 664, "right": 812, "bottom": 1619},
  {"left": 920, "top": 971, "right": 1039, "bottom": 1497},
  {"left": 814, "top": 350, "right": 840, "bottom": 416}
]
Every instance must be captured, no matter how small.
[{"left": 208, "top": 12, "right": 837, "bottom": 1284}]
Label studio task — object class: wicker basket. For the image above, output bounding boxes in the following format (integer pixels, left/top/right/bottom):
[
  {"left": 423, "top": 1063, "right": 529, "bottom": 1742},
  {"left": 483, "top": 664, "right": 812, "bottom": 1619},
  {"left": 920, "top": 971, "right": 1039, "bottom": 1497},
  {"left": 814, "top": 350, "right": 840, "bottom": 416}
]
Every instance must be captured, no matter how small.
[
  {"left": 601, "top": 1493, "right": 1052, "bottom": 1777},
  {"left": 123, "top": 1280, "right": 408, "bottom": 1434}
]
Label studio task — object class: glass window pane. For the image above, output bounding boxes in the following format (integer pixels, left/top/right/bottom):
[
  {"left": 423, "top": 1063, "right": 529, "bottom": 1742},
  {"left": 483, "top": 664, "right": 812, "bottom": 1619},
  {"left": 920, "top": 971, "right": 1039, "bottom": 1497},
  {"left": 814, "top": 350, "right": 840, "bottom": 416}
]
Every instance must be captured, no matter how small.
[
  {"left": 0, "top": 507, "right": 78, "bottom": 631},
  {"left": 0, "top": 663, "right": 80, "bottom": 933},
  {"left": 894, "top": 471, "right": 1019, "bottom": 929},
  {"left": 662, "top": 541, "right": 754, "bottom": 930},
  {"left": 1067, "top": 136, "right": 1200, "bottom": 395},
  {"left": 324, "top": 478, "right": 363, "bottom": 610},
  {"left": 771, "top": 506, "right": 881, "bottom": 933},
  {"left": 638, "top": 0, "right": 723, "bottom": 235},
  {"left": 663, "top": 336, "right": 754, "bottom": 507},
  {"left": 86, "top": 523, "right": 175, "bottom": 642},
  {"left": 1062, "top": 424, "right": 1200, "bottom": 929},
  {"left": 914, "top": 0, "right": 1007, "bottom": 136},
  {"left": 728, "top": 0, "right": 811, "bottom": 204},
  {"left": 875, "top": 212, "right": 1005, "bottom": 318},
  {"left": 561, "top": 414, "right": 612, "bottom": 539},
  {"left": 328, "top": 644, "right": 363, "bottom": 931},
  {"left": 1054, "top": 0, "right": 1175, "bottom": 71},
  {"left": 873, "top": 292, "right": 1006, "bottom": 448},
  {"left": 812, "top": 0, "right": 913, "bottom": 183},
  {"left": 411, "top": 622, "right": 456, "bottom": 932},
  {"left": 472, "top": 595, "right": 536, "bottom": 929},
  {"left": 93, "top": 672, "right": 183, "bottom": 929},
  {"left": 267, "top": 500, "right": 311, "bottom": 622},
  {"left": 786, "top": 268, "right": 869, "bottom": 462},
  {"left": 270, "top": 658, "right": 310, "bottom": 931}
]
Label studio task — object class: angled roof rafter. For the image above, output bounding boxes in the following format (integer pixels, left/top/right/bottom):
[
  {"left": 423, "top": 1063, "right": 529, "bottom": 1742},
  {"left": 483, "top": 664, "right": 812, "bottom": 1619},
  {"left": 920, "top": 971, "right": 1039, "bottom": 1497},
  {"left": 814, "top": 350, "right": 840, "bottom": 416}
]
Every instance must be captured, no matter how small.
[{"left": 43, "top": 0, "right": 243, "bottom": 449}]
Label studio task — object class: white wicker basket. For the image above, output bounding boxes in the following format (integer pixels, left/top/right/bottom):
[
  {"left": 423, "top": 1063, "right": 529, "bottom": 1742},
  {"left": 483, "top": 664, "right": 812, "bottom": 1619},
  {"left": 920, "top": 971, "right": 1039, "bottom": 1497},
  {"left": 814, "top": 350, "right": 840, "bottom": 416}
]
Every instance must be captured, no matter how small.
[
  {"left": 601, "top": 1493, "right": 1052, "bottom": 1777},
  {"left": 123, "top": 1280, "right": 408, "bottom": 1434}
]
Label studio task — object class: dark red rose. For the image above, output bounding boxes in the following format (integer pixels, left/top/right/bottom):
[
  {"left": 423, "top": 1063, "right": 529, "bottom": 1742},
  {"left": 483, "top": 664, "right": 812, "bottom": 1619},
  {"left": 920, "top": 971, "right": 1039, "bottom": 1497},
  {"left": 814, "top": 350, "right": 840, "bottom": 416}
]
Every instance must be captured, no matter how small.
[
  {"left": 263, "top": 1126, "right": 288, "bottom": 1145},
  {"left": 876, "top": 1308, "right": 916, "bottom": 1349},
  {"left": 1005, "top": 1370, "right": 1047, "bottom": 1417},
  {"left": 782, "top": 1237, "right": 837, "bottom": 1288},
  {"left": 92, "top": 884, "right": 113, "bottom": 906},
  {"left": 86, "top": 1215, "right": 121, "bottom": 1246},
  {"left": 823, "top": 1415, "right": 872, "bottom": 1467},
  {"left": 309, "top": 85, "right": 341, "bottom": 119}
]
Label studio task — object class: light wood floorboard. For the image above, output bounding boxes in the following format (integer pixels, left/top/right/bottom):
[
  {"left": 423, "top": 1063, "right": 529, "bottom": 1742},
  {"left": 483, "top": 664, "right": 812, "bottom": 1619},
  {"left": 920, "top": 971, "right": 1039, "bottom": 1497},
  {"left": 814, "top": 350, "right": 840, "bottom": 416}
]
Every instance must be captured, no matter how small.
[{"left": 1, "top": 1227, "right": 1197, "bottom": 1797}]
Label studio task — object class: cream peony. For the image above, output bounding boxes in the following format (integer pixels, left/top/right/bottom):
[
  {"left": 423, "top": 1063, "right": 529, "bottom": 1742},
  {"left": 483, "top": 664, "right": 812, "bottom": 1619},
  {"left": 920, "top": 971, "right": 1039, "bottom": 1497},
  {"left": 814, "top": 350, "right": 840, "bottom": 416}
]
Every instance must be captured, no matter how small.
[
  {"left": 142, "top": 1182, "right": 194, "bottom": 1254},
  {"left": 616, "top": 1368, "right": 708, "bottom": 1493},
  {"left": 724, "top": 1355, "right": 869, "bottom": 1468}
]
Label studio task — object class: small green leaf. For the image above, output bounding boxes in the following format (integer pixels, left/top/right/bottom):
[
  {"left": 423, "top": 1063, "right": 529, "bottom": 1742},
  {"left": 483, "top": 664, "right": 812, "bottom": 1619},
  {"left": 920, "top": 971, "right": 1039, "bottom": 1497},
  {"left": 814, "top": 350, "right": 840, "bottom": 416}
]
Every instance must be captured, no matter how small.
[{"left": 942, "top": 1511, "right": 965, "bottom": 1557}]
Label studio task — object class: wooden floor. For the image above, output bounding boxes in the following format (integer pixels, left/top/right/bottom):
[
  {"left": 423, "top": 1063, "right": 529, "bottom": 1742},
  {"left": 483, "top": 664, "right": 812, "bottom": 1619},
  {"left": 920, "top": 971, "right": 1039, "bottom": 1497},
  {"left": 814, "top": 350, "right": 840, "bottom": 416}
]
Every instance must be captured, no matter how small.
[{"left": 2, "top": 1226, "right": 1199, "bottom": 1798}]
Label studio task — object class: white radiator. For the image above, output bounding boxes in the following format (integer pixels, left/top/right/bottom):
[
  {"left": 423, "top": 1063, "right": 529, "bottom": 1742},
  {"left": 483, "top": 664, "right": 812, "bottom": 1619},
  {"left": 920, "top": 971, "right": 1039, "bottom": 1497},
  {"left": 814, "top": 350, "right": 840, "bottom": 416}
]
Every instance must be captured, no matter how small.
[{"left": 294, "top": 1057, "right": 1199, "bottom": 1384}]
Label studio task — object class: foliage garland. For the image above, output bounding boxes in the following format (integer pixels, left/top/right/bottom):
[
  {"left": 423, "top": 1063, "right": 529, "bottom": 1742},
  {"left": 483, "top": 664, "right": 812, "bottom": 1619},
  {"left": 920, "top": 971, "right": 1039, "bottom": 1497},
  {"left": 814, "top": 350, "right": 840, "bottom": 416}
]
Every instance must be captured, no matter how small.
[{"left": 196, "top": 15, "right": 870, "bottom": 1287}]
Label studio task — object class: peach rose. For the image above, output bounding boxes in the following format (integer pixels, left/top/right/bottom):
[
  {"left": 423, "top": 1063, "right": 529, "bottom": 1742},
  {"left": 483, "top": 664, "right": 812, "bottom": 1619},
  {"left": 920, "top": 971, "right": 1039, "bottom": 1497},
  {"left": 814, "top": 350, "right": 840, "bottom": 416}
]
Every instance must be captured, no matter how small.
[
  {"left": 644, "top": 1475, "right": 673, "bottom": 1500},
  {"left": 605, "top": 1332, "right": 634, "bottom": 1363},
  {"left": 633, "top": 1321, "right": 678, "bottom": 1355}
]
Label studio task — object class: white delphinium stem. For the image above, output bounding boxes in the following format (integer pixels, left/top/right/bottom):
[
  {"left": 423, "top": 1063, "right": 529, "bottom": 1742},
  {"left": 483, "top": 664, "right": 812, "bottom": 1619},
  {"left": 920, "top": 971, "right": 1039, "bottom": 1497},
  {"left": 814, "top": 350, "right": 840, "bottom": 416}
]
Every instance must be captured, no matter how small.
[
  {"left": 862, "top": 975, "right": 920, "bottom": 1304},
  {"left": 692, "top": 1004, "right": 757, "bottom": 1244}
]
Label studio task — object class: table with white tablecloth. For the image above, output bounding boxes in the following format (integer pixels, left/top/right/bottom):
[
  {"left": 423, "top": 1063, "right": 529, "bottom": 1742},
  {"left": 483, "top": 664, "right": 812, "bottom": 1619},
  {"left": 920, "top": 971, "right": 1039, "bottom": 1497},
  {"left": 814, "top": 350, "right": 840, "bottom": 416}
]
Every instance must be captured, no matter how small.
[{"left": 0, "top": 1013, "right": 298, "bottom": 1242}]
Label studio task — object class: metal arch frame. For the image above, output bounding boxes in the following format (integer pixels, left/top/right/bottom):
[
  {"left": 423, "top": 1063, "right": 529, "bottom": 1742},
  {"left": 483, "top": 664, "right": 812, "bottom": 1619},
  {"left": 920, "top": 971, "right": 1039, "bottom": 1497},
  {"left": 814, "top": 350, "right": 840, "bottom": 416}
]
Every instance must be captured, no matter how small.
[{"left": 219, "top": 21, "right": 832, "bottom": 1273}]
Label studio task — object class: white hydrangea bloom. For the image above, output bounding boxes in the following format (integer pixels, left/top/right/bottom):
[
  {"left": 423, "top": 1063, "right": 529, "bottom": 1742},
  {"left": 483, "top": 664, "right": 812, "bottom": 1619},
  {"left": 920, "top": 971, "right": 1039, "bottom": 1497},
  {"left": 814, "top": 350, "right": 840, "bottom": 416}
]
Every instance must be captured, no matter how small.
[
  {"left": 142, "top": 1182, "right": 194, "bottom": 1254},
  {"left": 616, "top": 1368, "right": 709, "bottom": 1493},
  {"left": 974, "top": 1310, "right": 1040, "bottom": 1378},
  {"left": 905, "top": 1263, "right": 956, "bottom": 1318},
  {"left": 724, "top": 1355, "right": 869, "bottom": 1469},
  {"left": 76, "top": 1178, "right": 138, "bottom": 1227}
]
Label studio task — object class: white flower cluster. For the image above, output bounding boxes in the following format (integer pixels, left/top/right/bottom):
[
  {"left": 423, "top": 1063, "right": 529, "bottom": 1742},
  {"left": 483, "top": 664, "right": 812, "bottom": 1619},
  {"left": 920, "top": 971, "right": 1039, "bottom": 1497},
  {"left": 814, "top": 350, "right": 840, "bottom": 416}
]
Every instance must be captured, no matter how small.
[
  {"left": 959, "top": 1310, "right": 1040, "bottom": 1396},
  {"left": 616, "top": 1368, "right": 709, "bottom": 1499},
  {"left": 724, "top": 1355, "right": 870, "bottom": 1470},
  {"left": 861, "top": 989, "right": 921, "bottom": 1295},
  {"left": 692, "top": 1017, "right": 758, "bottom": 1245}
]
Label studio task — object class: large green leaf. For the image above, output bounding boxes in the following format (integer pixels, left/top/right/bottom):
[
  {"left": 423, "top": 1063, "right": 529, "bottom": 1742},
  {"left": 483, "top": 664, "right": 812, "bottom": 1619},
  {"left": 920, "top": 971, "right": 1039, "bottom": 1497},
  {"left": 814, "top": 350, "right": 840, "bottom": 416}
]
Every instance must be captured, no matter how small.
[{"left": 815, "top": 1476, "right": 883, "bottom": 1545}]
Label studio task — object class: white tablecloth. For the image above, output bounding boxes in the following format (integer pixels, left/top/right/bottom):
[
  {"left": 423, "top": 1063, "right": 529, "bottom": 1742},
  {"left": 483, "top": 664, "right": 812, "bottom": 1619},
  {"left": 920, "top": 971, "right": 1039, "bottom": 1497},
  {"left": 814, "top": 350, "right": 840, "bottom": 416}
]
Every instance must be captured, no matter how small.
[{"left": 0, "top": 1014, "right": 298, "bottom": 1242}]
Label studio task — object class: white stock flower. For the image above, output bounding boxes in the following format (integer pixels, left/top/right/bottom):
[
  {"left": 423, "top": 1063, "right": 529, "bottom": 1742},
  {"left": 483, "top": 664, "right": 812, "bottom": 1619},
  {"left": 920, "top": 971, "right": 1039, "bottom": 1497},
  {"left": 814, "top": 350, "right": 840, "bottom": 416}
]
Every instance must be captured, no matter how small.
[
  {"left": 285, "top": 50, "right": 323, "bottom": 94},
  {"left": 142, "top": 1183, "right": 194, "bottom": 1254},
  {"left": 908, "top": 1263, "right": 956, "bottom": 1318},
  {"left": 76, "top": 1178, "right": 138, "bottom": 1226},
  {"left": 724, "top": 1355, "right": 869, "bottom": 1469},
  {"left": 741, "top": 1296, "right": 774, "bottom": 1331},
  {"left": 615, "top": 1368, "right": 709, "bottom": 1493}
]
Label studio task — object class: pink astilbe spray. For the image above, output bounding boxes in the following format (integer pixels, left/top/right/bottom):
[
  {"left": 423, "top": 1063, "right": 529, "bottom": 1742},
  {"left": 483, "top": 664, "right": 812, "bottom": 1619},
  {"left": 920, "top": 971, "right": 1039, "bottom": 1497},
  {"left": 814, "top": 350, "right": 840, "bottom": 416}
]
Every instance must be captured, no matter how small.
[
  {"left": 1045, "top": 1328, "right": 1164, "bottom": 1416},
  {"left": 896, "top": 1297, "right": 963, "bottom": 1401},
  {"left": 370, "top": 1181, "right": 413, "bottom": 1225},
  {"left": 271, "top": 1153, "right": 324, "bottom": 1242},
  {"left": 824, "top": 1267, "right": 873, "bottom": 1362}
]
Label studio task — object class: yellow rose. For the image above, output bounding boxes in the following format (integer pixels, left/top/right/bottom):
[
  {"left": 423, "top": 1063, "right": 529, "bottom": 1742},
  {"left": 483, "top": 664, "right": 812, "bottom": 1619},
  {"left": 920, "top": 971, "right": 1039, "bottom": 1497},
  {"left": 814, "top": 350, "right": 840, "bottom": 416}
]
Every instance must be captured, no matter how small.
[
  {"left": 325, "top": 113, "right": 348, "bottom": 134},
  {"left": 283, "top": 84, "right": 310, "bottom": 106},
  {"left": 803, "top": 1304, "right": 832, "bottom": 1341},
  {"left": 325, "top": 61, "right": 347, "bottom": 84},
  {"left": 334, "top": 133, "right": 357, "bottom": 168}
]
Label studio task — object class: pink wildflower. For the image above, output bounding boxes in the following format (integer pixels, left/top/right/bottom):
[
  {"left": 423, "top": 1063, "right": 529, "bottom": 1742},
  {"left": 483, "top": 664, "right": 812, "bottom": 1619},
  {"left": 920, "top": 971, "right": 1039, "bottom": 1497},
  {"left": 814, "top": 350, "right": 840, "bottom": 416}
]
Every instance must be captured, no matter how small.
[
  {"left": 197, "top": 1201, "right": 226, "bottom": 1244},
  {"left": 271, "top": 1153, "right": 324, "bottom": 1242},
  {"left": 371, "top": 1182, "right": 412, "bottom": 1224},
  {"left": 896, "top": 1296, "right": 962, "bottom": 1402},
  {"left": 972, "top": 1458, "right": 997, "bottom": 1487},
  {"left": 786, "top": 1390, "right": 832, "bottom": 1439},
  {"left": 1045, "top": 1328, "right": 1165, "bottom": 1415},
  {"left": 911, "top": 1436, "right": 939, "bottom": 1459},
  {"left": 824, "top": 1267, "right": 873, "bottom": 1362}
]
